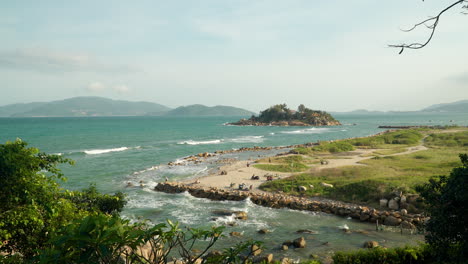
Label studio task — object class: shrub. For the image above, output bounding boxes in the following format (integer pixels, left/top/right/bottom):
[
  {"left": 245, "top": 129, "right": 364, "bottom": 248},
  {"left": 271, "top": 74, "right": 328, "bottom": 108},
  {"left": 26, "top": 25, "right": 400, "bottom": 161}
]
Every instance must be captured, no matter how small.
[
  {"left": 332, "top": 245, "right": 434, "bottom": 264},
  {"left": 312, "top": 141, "right": 355, "bottom": 153}
]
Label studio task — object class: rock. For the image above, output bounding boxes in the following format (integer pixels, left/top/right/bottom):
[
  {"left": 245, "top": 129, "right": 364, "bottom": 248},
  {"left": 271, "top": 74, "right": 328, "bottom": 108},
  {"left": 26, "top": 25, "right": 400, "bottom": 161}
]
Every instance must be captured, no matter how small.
[
  {"left": 293, "top": 237, "right": 306, "bottom": 248},
  {"left": 281, "top": 245, "right": 289, "bottom": 251},
  {"left": 384, "top": 215, "right": 402, "bottom": 226},
  {"left": 388, "top": 199, "right": 399, "bottom": 210},
  {"left": 309, "top": 184, "right": 314, "bottom": 189},
  {"left": 400, "top": 195, "right": 407, "bottom": 203},
  {"left": 379, "top": 199, "right": 388, "bottom": 207},
  {"left": 296, "top": 229, "right": 317, "bottom": 234},
  {"left": 400, "top": 209, "right": 408, "bottom": 216},
  {"left": 234, "top": 211, "right": 248, "bottom": 220},
  {"left": 320, "top": 182, "right": 333, "bottom": 188},
  {"left": 263, "top": 253, "right": 274, "bottom": 263},
  {"left": 280, "top": 258, "right": 294, "bottom": 264},
  {"left": 220, "top": 170, "right": 228, "bottom": 175},
  {"left": 251, "top": 244, "right": 262, "bottom": 256},
  {"left": 229, "top": 231, "right": 242, "bottom": 237},
  {"left": 297, "top": 186, "right": 307, "bottom": 192},
  {"left": 363, "top": 241, "right": 379, "bottom": 248},
  {"left": 360, "top": 213, "right": 370, "bottom": 222},
  {"left": 282, "top": 240, "right": 292, "bottom": 247},
  {"left": 401, "top": 220, "right": 415, "bottom": 229},
  {"left": 258, "top": 229, "right": 271, "bottom": 234}
]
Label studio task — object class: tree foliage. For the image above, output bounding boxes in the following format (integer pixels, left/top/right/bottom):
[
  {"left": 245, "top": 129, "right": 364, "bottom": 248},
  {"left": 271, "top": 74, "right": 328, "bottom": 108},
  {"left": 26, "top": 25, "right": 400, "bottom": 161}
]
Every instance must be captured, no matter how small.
[
  {"left": 416, "top": 154, "right": 468, "bottom": 262},
  {"left": 0, "top": 139, "right": 126, "bottom": 257},
  {"left": 252, "top": 104, "right": 338, "bottom": 125},
  {"left": 0, "top": 139, "right": 77, "bottom": 256}
]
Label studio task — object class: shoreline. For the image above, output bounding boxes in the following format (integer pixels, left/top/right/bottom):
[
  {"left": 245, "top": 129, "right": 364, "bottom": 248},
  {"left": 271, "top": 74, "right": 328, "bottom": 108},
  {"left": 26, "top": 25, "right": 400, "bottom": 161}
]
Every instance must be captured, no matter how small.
[{"left": 157, "top": 129, "right": 432, "bottom": 227}]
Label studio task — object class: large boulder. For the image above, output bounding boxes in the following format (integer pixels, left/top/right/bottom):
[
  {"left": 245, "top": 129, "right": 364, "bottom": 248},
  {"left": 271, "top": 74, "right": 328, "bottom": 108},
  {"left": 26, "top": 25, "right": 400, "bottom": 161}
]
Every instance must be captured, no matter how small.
[
  {"left": 388, "top": 198, "right": 399, "bottom": 210},
  {"left": 363, "top": 241, "right": 379, "bottom": 248},
  {"left": 384, "top": 215, "right": 402, "bottom": 226},
  {"left": 293, "top": 237, "right": 306, "bottom": 248},
  {"left": 379, "top": 199, "right": 388, "bottom": 207},
  {"left": 401, "top": 220, "right": 416, "bottom": 229}
]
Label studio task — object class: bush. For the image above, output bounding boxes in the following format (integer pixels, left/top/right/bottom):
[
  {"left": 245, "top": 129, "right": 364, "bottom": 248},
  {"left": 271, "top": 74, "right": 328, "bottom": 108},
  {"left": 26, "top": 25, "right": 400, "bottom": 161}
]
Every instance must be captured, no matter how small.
[
  {"left": 312, "top": 141, "right": 355, "bottom": 153},
  {"left": 69, "top": 184, "right": 126, "bottom": 215},
  {"left": 291, "top": 147, "right": 312, "bottom": 155},
  {"left": 332, "top": 245, "right": 434, "bottom": 264},
  {"left": 416, "top": 154, "right": 468, "bottom": 263}
]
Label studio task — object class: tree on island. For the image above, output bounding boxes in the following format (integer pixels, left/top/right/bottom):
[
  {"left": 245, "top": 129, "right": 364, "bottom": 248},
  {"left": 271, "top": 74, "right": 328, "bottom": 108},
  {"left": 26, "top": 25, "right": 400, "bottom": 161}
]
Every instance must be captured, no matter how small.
[
  {"left": 391, "top": 0, "right": 467, "bottom": 53},
  {"left": 233, "top": 104, "right": 340, "bottom": 126}
]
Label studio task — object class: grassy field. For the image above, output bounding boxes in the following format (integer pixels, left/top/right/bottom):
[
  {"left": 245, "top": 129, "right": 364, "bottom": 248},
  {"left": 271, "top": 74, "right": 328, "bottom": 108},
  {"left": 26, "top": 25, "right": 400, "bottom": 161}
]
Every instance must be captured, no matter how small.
[{"left": 259, "top": 128, "right": 468, "bottom": 207}]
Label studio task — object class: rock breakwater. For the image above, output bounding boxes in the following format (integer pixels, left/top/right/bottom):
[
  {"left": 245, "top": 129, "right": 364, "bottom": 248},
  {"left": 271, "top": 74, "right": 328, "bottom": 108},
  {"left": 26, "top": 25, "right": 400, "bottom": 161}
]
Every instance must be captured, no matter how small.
[{"left": 154, "top": 182, "right": 426, "bottom": 228}]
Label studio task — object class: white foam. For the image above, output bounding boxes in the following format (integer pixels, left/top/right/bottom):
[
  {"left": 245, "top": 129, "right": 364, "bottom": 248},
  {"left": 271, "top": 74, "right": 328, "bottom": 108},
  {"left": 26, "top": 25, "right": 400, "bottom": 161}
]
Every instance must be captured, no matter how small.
[
  {"left": 230, "top": 135, "right": 264, "bottom": 143},
  {"left": 84, "top": 147, "right": 129, "bottom": 155},
  {"left": 132, "top": 165, "right": 159, "bottom": 175},
  {"left": 281, "top": 127, "right": 330, "bottom": 134},
  {"left": 178, "top": 139, "right": 222, "bottom": 145}
]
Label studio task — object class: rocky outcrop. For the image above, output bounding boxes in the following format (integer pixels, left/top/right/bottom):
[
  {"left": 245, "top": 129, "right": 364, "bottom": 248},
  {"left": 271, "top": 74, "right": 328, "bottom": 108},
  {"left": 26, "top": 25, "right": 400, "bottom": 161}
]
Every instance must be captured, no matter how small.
[
  {"left": 228, "top": 119, "right": 341, "bottom": 127},
  {"left": 154, "top": 182, "right": 426, "bottom": 228}
]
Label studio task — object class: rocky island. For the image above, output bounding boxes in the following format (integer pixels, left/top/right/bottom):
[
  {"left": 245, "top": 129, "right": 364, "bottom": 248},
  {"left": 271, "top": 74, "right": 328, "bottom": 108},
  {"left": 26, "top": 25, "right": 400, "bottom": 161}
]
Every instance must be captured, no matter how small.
[{"left": 228, "top": 104, "right": 341, "bottom": 126}]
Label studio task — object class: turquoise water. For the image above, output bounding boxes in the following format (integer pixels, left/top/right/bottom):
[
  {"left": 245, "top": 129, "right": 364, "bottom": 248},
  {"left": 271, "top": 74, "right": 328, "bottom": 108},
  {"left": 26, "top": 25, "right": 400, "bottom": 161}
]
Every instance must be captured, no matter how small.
[{"left": 1, "top": 113, "right": 467, "bottom": 259}]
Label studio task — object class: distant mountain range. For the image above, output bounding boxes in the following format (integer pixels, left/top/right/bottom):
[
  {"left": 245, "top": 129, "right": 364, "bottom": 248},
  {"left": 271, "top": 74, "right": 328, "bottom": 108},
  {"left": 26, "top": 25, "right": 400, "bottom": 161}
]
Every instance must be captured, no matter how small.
[
  {"left": 333, "top": 100, "right": 468, "bottom": 115},
  {"left": 0, "top": 97, "right": 255, "bottom": 117},
  {"left": 421, "top": 100, "right": 468, "bottom": 113},
  {"left": 164, "top": 104, "right": 255, "bottom": 117}
]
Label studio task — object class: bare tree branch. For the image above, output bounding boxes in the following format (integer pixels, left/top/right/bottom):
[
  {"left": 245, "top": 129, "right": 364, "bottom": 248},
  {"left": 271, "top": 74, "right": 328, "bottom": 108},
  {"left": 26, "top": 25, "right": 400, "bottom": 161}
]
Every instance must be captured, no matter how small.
[{"left": 390, "top": 0, "right": 467, "bottom": 54}]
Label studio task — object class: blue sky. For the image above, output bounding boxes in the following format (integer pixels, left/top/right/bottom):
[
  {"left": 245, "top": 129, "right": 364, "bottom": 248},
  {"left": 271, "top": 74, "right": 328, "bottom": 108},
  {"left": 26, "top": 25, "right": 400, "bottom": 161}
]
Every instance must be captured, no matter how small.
[{"left": 1, "top": 0, "right": 467, "bottom": 112}]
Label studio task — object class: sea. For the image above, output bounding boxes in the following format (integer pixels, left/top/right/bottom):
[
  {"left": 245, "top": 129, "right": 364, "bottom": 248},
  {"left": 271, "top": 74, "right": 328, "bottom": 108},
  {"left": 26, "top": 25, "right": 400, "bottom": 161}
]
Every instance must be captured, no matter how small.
[{"left": 1, "top": 112, "right": 467, "bottom": 260}]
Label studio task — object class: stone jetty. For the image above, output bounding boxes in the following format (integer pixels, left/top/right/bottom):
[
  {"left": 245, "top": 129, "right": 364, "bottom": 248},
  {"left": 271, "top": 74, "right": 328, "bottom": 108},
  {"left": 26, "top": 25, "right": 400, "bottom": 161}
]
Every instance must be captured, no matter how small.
[{"left": 154, "top": 182, "right": 426, "bottom": 228}]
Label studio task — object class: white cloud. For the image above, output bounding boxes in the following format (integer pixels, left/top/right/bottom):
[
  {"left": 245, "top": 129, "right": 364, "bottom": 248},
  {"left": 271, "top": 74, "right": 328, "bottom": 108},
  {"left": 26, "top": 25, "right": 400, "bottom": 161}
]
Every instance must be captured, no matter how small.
[
  {"left": 87, "top": 82, "right": 106, "bottom": 92},
  {"left": 0, "top": 48, "right": 140, "bottom": 74},
  {"left": 113, "top": 84, "right": 130, "bottom": 93}
]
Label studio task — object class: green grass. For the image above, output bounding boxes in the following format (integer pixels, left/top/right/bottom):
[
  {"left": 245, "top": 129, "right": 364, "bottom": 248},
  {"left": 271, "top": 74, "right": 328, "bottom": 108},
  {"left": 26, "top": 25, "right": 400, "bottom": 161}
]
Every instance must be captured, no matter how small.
[
  {"left": 424, "top": 131, "right": 468, "bottom": 147},
  {"left": 260, "top": 147, "right": 465, "bottom": 204},
  {"left": 292, "top": 129, "right": 424, "bottom": 154},
  {"left": 371, "top": 147, "right": 407, "bottom": 155},
  {"left": 347, "top": 129, "right": 423, "bottom": 148},
  {"left": 254, "top": 162, "right": 309, "bottom": 172},
  {"left": 311, "top": 141, "right": 355, "bottom": 153}
]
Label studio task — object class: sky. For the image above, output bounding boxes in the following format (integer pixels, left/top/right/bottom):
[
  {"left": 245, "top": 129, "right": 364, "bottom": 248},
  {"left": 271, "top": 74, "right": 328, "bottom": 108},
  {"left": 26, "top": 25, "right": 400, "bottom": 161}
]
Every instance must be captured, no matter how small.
[{"left": 0, "top": 0, "right": 467, "bottom": 112}]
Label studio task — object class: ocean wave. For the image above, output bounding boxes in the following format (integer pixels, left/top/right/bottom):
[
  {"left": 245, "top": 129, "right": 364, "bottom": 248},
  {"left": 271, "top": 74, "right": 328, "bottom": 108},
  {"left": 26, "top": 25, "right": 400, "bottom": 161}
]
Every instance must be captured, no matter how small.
[
  {"left": 84, "top": 146, "right": 136, "bottom": 155},
  {"left": 229, "top": 135, "right": 264, "bottom": 143},
  {"left": 178, "top": 139, "right": 222, "bottom": 145},
  {"left": 281, "top": 127, "right": 330, "bottom": 134},
  {"left": 132, "top": 165, "right": 159, "bottom": 175}
]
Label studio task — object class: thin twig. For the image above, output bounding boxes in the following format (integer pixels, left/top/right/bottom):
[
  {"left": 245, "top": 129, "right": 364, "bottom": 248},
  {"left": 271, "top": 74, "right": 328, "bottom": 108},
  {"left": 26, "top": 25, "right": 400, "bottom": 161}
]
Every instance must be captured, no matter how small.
[{"left": 390, "top": 0, "right": 467, "bottom": 53}]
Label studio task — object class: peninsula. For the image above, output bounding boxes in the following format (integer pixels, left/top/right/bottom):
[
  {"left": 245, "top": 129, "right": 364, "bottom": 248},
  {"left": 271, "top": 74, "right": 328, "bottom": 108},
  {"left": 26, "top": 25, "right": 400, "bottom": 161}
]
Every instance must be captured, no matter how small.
[{"left": 228, "top": 104, "right": 341, "bottom": 126}]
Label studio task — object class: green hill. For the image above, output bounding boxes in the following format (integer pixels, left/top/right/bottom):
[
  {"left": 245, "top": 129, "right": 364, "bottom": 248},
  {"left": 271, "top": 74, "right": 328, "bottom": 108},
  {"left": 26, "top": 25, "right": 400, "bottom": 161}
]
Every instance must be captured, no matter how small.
[
  {"left": 422, "top": 100, "right": 468, "bottom": 113},
  {"left": 163, "top": 104, "right": 255, "bottom": 117},
  {"left": 0, "top": 102, "right": 47, "bottom": 117},
  {"left": 3, "top": 97, "right": 170, "bottom": 117}
]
